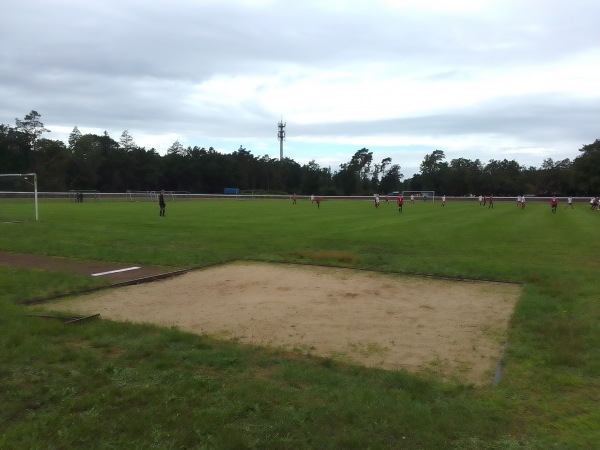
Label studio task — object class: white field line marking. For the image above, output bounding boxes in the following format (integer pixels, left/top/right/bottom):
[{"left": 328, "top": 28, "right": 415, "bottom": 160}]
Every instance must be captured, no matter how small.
[{"left": 91, "top": 266, "right": 141, "bottom": 277}]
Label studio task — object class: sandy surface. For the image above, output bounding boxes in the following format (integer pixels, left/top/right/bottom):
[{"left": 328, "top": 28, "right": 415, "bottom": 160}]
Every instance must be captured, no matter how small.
[{"left": 46, "top": 262, "right": 520, "bottom": 385}]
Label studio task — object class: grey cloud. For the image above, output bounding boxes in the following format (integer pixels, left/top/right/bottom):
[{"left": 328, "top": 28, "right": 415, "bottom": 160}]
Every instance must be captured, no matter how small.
[
  {"left": 2, "top": 0, "right": 598, "bottom": 168},
  {"left": 7, "top": 1, "right": 598, "bottom": 81},
  {"left": 294, "top": 95, "right": 599, "bottom": 144}
]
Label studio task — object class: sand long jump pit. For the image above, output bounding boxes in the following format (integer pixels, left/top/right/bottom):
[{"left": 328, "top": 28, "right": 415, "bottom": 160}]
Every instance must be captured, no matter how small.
[{"left": 46, "top": 262, "right": 521, "bottom": 385}]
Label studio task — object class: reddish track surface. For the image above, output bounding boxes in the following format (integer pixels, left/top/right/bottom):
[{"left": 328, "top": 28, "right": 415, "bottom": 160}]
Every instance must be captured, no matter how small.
[{"left": 0, "top": 251, "right": 178, "bottom": 282}]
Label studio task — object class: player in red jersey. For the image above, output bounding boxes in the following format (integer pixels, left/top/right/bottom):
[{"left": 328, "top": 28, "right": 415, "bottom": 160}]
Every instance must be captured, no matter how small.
[
  {"left": 551, "top": 196, "right": 558, "bottom": 213},
  {"left": 397, "top": 195, "right": 404, "bottom": 213}
]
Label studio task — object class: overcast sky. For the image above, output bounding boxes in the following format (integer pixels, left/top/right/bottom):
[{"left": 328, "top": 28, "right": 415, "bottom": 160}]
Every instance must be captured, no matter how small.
[{"left": 2, "top": 0, "right": 599, "bottom": 177}]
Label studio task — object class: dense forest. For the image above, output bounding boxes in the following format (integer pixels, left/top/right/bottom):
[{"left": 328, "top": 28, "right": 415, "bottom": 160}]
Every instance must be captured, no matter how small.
[{"left": 2, "top": 110, "right": 599, "bottom": 195}]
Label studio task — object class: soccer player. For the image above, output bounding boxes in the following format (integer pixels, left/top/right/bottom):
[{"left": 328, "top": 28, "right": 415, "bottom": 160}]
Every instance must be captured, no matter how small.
[
  {"left": 488, "top": 194, "right": 494, "bottom": 209},
  {"left": 158, "top": 190, "right": 166, "bottom": 216},
  {"left": 521, "top": 195, "right": 526, "bottom": 209},
  {"left": 315, "top": 195, "right": 321, "bottom": 208},
  {"left": 374, "top": 194, "right": 380, "bottom": 208},
  {"left": 566, "top": 196, "right": 573, "bottom": 209},
  {"left": 291, "top": 193, "right": 297, "bottom": 204},
  {"left": 410, "top": 194, "right": 415, "bottom": 204},
  {"left": 517, "top": 195, "right": 521, "bottom": 207},
  {"left": 397, "top": 194, "right": 404, "bottom": 213},
  {"left": 551, "top": 196, "right": 558, "bottom": 213},
  {"left": 478, "top": 194, "right": 483, "bottom": 206},
  {"left": 441, "top": 195, "right": 446, "bottom": 207}
]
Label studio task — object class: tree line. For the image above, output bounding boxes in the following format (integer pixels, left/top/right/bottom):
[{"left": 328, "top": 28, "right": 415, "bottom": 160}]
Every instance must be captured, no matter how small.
[{"left": 2, "top": 111, "right": 599, "bottom": 195}]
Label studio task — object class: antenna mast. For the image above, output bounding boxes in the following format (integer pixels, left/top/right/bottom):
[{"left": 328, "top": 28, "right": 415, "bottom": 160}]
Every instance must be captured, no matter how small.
[{"left": 277, "top": 119, "right": 286, "bottom": 161}]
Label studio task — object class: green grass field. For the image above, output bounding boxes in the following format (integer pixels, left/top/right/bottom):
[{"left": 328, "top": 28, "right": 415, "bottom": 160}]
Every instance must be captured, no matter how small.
[{"left": 1, "top": 198, "right": 599, "bottom": 449}]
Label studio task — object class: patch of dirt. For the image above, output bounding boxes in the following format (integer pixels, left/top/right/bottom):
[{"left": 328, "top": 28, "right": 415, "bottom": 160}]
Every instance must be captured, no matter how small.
[
  {"left": 43, "top": 262, "right": 521, "bottom": 385},
  {"left": 0, "top": 251, "right": 174, "bottom": 281}
]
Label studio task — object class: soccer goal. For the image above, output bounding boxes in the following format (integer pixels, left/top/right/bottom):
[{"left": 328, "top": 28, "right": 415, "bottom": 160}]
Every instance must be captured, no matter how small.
[
  {"left": 402, "top": 190, "right": 435, "bottom": 202},
  {"left": 69, "top": 190, "right": 99, "bottom": 202},
  {"left": 126, "top": 190, "right": 176, "bottom": 202},
  {"left": 126, "top": 190, "right": 155, "bottom": 202},
  {"left": 149, "top": 190, "right": 175, "bottom": 202},
  {"left": 0, "top": 173, "right": 39, "bottom": 222}
]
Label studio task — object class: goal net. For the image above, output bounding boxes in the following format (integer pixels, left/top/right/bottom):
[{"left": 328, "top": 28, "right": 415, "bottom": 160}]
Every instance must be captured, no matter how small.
[
  {"left": 402, "top": 190, "right": 435, "bottom": 202},
  {"left": 0, "top": 173, "right": 39, "bottom": 222}
]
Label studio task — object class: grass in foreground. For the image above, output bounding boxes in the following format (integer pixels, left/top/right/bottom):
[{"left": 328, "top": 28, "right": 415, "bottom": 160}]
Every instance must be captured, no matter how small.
[{"left": 1, "top": 198, "right": 599, "bottom": 448}]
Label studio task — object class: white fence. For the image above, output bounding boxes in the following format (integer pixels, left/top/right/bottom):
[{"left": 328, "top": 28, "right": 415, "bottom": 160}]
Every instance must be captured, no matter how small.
[{"left": 0, "top": 192, "right": 593, "bottom": 203}]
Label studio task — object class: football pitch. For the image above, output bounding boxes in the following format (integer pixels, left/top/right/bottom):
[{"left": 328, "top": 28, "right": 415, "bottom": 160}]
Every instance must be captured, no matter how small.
[{"left": 1, "top": 198, "right": 599, "bottom": 448}]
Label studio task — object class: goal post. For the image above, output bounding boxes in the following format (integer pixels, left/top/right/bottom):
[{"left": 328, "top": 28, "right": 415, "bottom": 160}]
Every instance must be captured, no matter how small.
[
  {"left": 402, "top": 190, "right": 435, "bottom": 202},
  {"left": 0, "top": 173, "right": 39, "bottom": 222}
]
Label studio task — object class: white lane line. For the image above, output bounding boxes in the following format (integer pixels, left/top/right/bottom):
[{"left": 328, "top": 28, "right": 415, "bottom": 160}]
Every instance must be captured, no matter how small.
[{"left": 91, "top": 266, "right": 141, "bottom": 277}]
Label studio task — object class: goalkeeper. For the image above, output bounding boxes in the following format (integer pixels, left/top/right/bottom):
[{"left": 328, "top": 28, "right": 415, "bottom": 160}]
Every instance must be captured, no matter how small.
[{"left": 159, "top": 190, "right": 166, "bottom": 217}]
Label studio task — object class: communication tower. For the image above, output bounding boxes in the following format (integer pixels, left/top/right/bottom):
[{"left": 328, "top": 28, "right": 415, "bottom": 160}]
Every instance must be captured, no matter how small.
[{"left": 277, "top": 119, "right": 286, "bottom": 161}]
